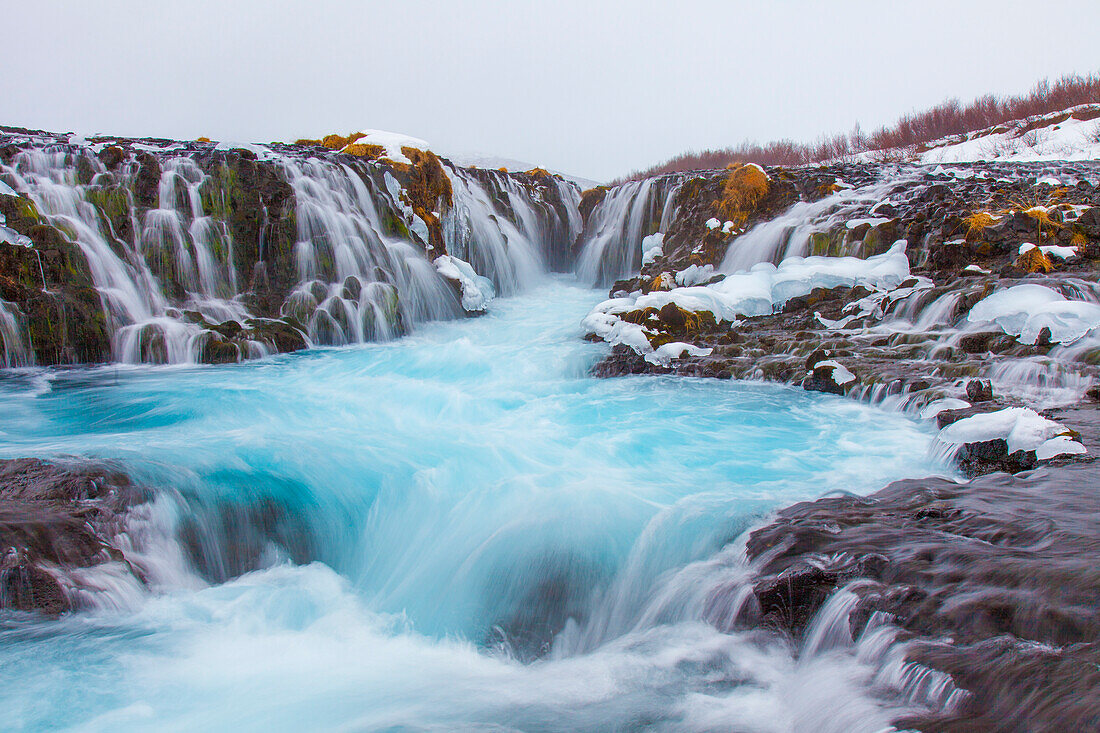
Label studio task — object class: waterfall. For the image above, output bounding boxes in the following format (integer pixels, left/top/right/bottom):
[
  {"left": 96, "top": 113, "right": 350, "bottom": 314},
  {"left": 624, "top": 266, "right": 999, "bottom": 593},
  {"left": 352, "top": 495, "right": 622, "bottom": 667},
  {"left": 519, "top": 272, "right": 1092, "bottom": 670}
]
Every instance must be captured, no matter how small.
[
  {"left": 720, "top": 172, "right": 918, "bottom": 273},
  {"left": 0, "top": 300, "right": 31, "bottom": 367},
  {"left": 575, "top": 176, "right": 683, "bottom": 287},
  {"left": 0, "top": 136, "right": 581, "bottom": 366}
]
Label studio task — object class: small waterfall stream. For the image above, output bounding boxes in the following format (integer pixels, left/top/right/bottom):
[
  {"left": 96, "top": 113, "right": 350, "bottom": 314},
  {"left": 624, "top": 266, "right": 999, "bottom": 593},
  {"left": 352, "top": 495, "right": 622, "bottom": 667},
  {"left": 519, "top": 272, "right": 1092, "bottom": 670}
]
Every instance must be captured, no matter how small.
[{"left": 575, "top": 175, "right": 683, "bottom": 286}]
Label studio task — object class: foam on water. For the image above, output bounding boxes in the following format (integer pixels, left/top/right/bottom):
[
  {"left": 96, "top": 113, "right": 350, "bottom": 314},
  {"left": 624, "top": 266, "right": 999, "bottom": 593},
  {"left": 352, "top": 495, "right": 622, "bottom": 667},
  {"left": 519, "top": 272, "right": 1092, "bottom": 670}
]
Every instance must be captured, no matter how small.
[{"left": 0, "top": 277, "right": 951, "bottom": 731}]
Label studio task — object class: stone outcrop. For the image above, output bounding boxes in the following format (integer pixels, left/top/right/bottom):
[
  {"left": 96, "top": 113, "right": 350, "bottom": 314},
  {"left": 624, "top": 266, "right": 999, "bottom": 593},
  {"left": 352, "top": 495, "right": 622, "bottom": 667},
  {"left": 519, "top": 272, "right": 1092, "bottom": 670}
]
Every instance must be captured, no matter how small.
[{"left": 0, "top": 457, "right": 145, "bottom": 614}]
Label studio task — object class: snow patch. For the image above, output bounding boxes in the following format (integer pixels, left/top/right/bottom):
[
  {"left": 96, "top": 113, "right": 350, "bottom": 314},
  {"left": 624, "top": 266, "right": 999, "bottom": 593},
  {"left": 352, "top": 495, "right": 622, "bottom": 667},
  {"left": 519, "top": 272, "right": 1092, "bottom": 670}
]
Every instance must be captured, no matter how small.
[
  {"left": 584, "top": 242, "right": 912, "bottom": 358},
  {"left": 674, "top": 264, "right": 715, "bottom": 287},
  {"left": 967, "top": 284, "right": 1100, "bottom": 345},
  {"left": 641, "top": 233, "right": 664, "bottom": 266},
  {"left": 433, "top": 255, "right": 495, "bottom": 312},
  {"left": 814, "top": 360, "right": 855, "bottom": 385},
  {"left": 938, "top": 407, "right": 1074, "bottom": 454},
  {"left": 344, "top": 130, "right": 431, "bottom": 165},
  {"left": 1035, "top": 435, "right": 1087, "bottom": 460},
  {"left": 644, "top": 342, "right": 713, "bottom": 367}
]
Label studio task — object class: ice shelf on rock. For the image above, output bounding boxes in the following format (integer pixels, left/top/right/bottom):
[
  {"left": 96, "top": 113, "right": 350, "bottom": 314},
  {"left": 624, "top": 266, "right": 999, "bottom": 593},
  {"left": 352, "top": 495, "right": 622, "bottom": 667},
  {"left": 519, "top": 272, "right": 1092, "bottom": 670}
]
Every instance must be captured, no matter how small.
[
  {"left": 967, "top": 283, "right": 1100, "bottom": 345},
  {"left": 938, "top": 406, "right": 1078, "bottom": 455},
  {"left": 433, "top": 255, "right": 495, "bottom": 312}
]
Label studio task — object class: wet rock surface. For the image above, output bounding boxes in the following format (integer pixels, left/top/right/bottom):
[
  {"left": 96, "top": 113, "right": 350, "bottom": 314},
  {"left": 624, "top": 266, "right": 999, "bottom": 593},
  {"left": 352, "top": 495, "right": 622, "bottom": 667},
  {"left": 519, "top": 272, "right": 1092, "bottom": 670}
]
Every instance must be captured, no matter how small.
[
  {"left": 742, "top": 456, "right": 1100, "bottom": 731},
  {"left": 0, "top": 457, "right": 145, "bottom": 613}
]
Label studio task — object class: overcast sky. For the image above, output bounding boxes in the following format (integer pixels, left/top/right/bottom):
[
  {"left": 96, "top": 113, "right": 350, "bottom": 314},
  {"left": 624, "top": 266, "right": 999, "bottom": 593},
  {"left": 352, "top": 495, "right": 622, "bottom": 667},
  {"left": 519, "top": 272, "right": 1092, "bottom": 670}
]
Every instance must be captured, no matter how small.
[{"left": 3, "top": 1, "right": 1099, "bottom": 181}]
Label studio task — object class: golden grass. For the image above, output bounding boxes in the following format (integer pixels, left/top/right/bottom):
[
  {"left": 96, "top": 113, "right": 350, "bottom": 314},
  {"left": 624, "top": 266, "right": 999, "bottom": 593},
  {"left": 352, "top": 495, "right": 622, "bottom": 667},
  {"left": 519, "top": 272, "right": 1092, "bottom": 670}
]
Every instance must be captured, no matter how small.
[
  {"left": 718, "top": 164, "right": 770, "bottom": 225},
  {"left": 1016, "top": 246, "right": 1053, "bottom": 273},
  {"left": 343, "top": 143, "right": 385, "bottom": 159},
  {"left": 322, "top": 134, "right": 350, "bottom": 150},
  {"left": 964, "top": 211, "right": 996, "bottom": 236}
]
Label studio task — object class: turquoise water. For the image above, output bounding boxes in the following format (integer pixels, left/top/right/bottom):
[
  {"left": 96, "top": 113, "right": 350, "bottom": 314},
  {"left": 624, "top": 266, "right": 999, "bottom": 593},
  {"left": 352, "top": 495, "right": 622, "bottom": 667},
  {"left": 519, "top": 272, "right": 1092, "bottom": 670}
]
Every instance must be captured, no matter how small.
[{"left": 0, "top": 277, "right": 950, "bottom": 732}]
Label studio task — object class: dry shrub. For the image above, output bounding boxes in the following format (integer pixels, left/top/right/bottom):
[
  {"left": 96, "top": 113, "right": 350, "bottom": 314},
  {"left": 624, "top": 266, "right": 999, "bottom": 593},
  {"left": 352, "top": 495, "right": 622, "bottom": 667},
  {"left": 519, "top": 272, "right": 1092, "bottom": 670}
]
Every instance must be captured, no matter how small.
[
  {"left": 196, "top": 136, "right": 211, "bottom": 143},
  {"left": 718, "top": 164, "right": 770, "bottom": 225},
  {"left": 524, "top": 167, "right": 551, "bottom": 178},
  {"left": 294, "top": 138, "right": 323, "bottom": 146},
  {"left": 615, "top": 70, "right": 1100, "bottom": 182}
]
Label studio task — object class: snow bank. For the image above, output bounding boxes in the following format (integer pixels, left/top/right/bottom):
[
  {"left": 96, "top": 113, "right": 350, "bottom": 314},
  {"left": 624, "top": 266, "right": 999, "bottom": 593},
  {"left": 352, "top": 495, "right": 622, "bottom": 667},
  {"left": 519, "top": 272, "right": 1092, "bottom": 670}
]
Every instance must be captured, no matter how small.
[
  {"left": 584, "top": 241, "right": 911, "bottom": 361},
  {"left": 919, "top": 114, "right": 1100, "bottom": 164},
  {"left": 433, "top": 255, "right": 495, "bottom": 312},
  {"left": 967, "top": 283, "right": 1100, "bottom": 345},
  {"left": 344, "top": 130, "right": 431, "bottom": 165},
  {"left": 631, "top": 241, "right": 910, "bottom": 323},
  {"left": 938, "top": 406, "right": 1076, "bottom": 454}
]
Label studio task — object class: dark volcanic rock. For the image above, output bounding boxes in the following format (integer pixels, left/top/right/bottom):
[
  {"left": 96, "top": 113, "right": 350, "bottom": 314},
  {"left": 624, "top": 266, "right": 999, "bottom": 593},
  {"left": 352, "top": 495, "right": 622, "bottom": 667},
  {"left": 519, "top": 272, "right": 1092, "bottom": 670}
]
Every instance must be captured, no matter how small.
[
  {"left": 0, "top": 457, "right": 145, "bottom": 613},
  {"left": 742, "top": 462, "right": 1100, "bottom": 731}
]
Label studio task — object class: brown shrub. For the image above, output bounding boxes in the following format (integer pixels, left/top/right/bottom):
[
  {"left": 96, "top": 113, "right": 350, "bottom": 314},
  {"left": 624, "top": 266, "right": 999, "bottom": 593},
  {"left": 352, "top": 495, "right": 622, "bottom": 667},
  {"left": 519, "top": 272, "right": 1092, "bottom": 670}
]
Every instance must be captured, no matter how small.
[
  {"left": 718, "top": 164, "right": 770, "bottom": 225},
  {"left": 615, "top": 70, "right": 1100, "bottom": 182}
]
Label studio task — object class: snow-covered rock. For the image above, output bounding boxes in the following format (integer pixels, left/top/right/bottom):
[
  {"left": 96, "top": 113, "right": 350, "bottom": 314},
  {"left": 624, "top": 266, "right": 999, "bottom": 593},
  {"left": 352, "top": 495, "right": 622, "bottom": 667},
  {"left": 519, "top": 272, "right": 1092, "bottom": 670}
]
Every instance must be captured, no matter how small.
[
  {"left": 433, "top": 255, "right": 495, "bottom": 312},
  {"left": 938, "top": 407, "right": 1074, "bottom": 454},
  {"left": 967, "top": 284, "right": 1100, "bottom": 345}
]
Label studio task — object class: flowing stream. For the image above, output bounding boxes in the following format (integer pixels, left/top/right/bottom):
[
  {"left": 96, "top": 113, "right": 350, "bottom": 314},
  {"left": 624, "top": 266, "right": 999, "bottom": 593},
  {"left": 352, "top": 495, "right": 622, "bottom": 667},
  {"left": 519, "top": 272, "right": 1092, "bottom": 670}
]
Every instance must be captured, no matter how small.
[{"left": 0, "top": 275, "right": 951, "bottom": 732}]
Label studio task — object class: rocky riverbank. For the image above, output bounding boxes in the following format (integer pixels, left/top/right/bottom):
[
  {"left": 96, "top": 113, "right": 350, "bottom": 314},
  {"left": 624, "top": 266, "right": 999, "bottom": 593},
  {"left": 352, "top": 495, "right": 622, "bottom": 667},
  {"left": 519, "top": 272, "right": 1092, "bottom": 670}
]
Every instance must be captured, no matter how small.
[
  {"left": 576, "top": 158, "right": 1100, "bottom": 729},
  {"left": 0, "top": 457, "right": 146, "bottom": 614}
]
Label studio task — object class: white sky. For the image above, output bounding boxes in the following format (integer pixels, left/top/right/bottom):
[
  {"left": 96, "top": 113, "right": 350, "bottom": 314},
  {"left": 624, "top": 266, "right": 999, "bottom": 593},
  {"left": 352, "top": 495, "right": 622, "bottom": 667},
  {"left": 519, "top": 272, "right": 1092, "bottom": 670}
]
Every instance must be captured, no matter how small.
[{"left": 3, "top": 0, "right": 1098, "bottom": 181}]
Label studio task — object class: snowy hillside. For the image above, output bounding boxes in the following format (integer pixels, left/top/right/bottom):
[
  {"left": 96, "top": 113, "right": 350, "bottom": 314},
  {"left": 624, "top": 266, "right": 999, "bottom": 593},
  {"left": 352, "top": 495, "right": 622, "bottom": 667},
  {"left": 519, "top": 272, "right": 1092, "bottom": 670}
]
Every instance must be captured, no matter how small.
[{"left": 856, "top": 105, "right": 1100, "bottom": 165}]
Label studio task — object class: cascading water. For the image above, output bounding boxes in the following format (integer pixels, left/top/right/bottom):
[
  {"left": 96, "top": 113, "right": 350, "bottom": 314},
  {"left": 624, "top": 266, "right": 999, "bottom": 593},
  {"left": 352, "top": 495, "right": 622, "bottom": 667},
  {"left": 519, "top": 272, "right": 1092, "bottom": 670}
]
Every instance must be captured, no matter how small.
[
  {"left": 0, "top": 136, "right": 582, "bottom": 366},
  {"left": 0, "top": 277, "right": 954, "bottom": 731},
  {"left": 575, "top": 175, "right": 683, "bottom": 286},
  {"left": 720, "top": 171, "right": 920, "bottom": 273}
]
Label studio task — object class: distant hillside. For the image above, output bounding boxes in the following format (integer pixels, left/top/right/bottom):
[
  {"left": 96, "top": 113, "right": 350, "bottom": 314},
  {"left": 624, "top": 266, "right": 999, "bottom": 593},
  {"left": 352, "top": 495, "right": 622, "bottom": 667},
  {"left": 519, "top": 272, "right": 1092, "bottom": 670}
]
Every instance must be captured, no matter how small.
[{"left": 616, "top": 71, "right": 1100, "bottom": 182}]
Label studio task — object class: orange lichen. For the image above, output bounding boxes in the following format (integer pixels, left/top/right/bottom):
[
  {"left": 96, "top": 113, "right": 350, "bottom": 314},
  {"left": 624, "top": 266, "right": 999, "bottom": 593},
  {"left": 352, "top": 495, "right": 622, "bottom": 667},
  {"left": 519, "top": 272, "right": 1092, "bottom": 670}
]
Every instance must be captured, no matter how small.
[
  {"left": 718, "top": 163, "right": 770, "bottom": 226},
  {"left": 196, "top": 136, "right": 211, "bottom": 143},
  {"left": 498, "top": 167, "right": 508, "bottom": 173}
]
